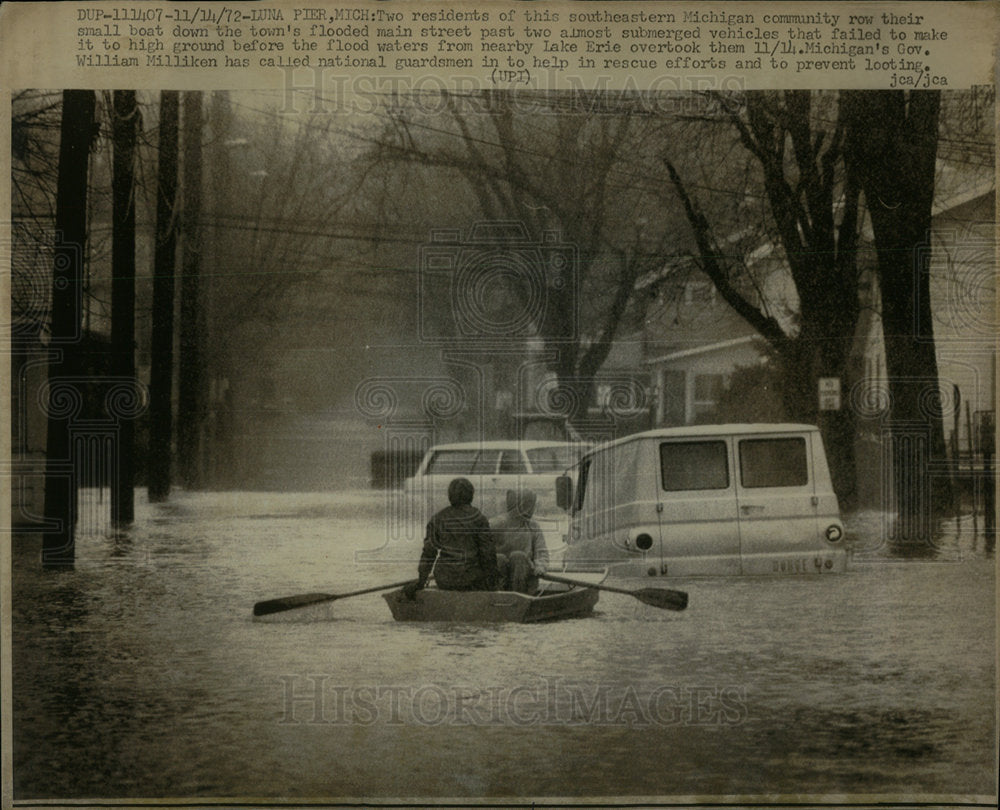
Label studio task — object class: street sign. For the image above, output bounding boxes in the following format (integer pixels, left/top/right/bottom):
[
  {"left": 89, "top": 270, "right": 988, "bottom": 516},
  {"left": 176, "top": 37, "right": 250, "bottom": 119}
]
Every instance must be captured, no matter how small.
[{"left": 818, "top": 377, "right": 841, "bottom": 411}]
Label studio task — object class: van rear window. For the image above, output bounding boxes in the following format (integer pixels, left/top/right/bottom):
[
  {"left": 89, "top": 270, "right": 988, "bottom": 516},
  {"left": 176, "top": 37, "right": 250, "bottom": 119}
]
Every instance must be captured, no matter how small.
[
  {"left": 739, "top": 438, "right": 808, "bottom": 488},
  {"left": 660, "top": 441, "right": 729, "bottom": 491}
]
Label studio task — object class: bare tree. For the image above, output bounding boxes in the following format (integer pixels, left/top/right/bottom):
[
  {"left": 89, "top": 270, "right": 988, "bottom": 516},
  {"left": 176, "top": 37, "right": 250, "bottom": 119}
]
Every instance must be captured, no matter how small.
[
  {"left": 664, "top": 91, "right": 862, "bottom": 503},
  {"left": 369, "top": 90, "right": 677, "bottom": 426}
]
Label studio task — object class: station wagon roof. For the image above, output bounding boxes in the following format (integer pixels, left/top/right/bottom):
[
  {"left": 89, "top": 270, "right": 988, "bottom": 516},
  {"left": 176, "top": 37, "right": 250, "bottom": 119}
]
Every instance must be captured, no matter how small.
[
  {"left": 584, "top": 423, "right": 820, "bottom": 455},
  {"left": 424, "top": 440, "right": 582, "bottom": 452}
]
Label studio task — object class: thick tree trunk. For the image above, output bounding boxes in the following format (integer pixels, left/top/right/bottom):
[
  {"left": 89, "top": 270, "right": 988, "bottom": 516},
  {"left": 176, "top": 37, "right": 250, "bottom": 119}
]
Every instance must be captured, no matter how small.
[
  {"left": 178, "top": 91, "right": 204, "bottom": 489},
  {"left": 148, "top": 91, "right": 180, "bottom": 502},
  {"left": 43, "top": 90, "right": 95, "bottom": 565},
  {"left": 111, "top": 90, "right": 138, "bottom": 526},
  {"left": 843, "top": 90, "right": 949, "bottom": 542}
]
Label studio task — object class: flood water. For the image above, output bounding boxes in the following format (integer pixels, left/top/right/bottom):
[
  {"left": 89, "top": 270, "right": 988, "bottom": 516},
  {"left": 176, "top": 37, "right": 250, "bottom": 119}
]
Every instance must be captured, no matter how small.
[{"left": 10, "top": 490, "right": 996, "bottom": 800}]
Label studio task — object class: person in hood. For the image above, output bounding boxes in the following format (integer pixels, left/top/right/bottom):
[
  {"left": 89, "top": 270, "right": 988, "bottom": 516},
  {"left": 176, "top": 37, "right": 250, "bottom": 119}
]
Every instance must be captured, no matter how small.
[
  {"left": 403, "top": 477, "right": 497, "bottom": 599},
  {"left": 494, "top": 488, "right": 549, "bottom": 594}
]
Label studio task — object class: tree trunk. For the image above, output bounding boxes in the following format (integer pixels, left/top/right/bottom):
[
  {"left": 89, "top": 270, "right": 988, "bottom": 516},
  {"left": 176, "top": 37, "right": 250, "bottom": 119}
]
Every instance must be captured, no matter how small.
[
  {"left": 43, "top": 90, "right": 95, "bottom": 565},
  {"left": 778, "top": 328, "right": 859, "bottom": 511},
  {"left": 842, "top": 90, "right": 949, "bottom": 542},
  {"left": 110, "top": 90, "right": 138, "bottom": 526},
  {"left": 148, "top": 91, "right": 180, "bottom": 503},
  {"left": 178, "top": 91, "right": 204, "bottom": 489},
  {"left": 205, "top": 90, "right": 234, "bottom": 488}
]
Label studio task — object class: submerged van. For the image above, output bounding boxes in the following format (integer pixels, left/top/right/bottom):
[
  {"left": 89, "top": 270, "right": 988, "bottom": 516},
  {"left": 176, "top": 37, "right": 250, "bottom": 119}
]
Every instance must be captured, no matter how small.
[{"left": 556, "top": 424, "right": 848, "bottom": 576}]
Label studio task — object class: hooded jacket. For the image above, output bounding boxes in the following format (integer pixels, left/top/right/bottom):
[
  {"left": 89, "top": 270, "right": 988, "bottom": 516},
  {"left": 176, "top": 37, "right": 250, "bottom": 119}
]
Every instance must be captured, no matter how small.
[
  {"left": 492, "top": 489, "right": 549, "bottom": 572},
  {"left": 417, "top": 479, "right": 497, "bottom": 590}
]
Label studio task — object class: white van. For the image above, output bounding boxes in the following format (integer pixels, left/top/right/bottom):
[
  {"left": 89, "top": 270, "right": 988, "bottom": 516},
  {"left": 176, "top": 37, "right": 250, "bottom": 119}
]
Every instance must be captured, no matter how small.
[
  {"left": 556, "top": 424, "right": 848, "bottom": 576},
  {"left": 404, "top": 440, "right": 587, "bottom": 521}
]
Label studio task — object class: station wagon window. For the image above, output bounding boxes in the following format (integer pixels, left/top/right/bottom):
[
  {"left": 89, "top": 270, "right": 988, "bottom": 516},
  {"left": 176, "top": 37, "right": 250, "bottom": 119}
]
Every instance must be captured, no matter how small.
[
  {"left": 660, "top": 441, "right": 729, "bottom": 491},
  {"left": 739, "top": 438, "right": 808, "bottom": 488},
  {"left": 526, "top": 446, "right": 580, "bottom": 473},
  {"left": 499, "top": 450, "right": 528, "bottom": 474},
  {"left": 470, "top": 450, "right": 501, "bottom": 474},
  {"left": 426, "top": 449, "right": 478, "bottom": 474},
  {"left": 425, "top": 449, "right": 500, "bottom": 475}
]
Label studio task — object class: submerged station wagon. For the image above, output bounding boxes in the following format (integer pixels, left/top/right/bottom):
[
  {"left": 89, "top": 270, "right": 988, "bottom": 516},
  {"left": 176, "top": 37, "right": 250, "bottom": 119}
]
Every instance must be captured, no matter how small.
[
  {"left": 404, "top": 440, "right": 587, "bottom": 521},
  {"left": 556, "top": 424, "right": 848, "bottom": 576}
]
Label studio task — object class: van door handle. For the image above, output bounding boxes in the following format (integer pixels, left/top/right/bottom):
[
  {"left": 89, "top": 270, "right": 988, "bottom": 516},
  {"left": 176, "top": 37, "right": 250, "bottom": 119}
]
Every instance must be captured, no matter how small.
[{"left": 740, "top": 504, "right": 765, "bottom": 515}]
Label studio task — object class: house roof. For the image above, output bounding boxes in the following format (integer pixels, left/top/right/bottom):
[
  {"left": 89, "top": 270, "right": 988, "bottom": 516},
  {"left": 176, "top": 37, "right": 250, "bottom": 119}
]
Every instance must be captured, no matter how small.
[{"left": 643, "top": 336, "right": 758, "bottom": 365}]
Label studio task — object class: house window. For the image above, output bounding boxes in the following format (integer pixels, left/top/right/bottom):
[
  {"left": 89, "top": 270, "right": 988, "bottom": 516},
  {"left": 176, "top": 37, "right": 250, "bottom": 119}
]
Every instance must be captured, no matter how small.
[
  {"left": 693, "top": 373, "right": 725, "bottom": 420},
  {"left": 684, "top": 281, "right": 716, "bottom": 305},
  {"left": 661, "top": 370, "right": 686, "bottom": 425}
]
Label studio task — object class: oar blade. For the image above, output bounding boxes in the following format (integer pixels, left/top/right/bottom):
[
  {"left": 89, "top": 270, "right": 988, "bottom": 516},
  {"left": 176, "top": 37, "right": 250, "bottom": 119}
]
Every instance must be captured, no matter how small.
[
  {"left": 253, "top": 592, "right": 333, "bottom": 617},
  {"left": 636, "top": 587, "right": 688, "bottom": 611}
]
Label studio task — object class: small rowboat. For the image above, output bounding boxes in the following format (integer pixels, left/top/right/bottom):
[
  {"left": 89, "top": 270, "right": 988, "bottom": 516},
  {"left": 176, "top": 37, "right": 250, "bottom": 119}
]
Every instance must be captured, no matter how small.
[{"left": 382, "top": 572, "right": 606, "bottom": 623}]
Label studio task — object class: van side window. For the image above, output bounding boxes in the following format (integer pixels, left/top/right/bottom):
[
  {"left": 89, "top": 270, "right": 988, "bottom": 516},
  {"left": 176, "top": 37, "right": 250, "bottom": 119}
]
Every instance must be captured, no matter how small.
[
  {"left": 739, "top": 438, "right": 808, "bottom": 488},
  {"left": 660, "top": 441, "right": 729, "bottom": 490}
]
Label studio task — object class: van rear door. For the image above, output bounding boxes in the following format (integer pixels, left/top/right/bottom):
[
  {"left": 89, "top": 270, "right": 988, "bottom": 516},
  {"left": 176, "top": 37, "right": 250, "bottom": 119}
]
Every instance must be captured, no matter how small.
[{"left": 734, "top": 433, "right": 818, "bottom": 574}]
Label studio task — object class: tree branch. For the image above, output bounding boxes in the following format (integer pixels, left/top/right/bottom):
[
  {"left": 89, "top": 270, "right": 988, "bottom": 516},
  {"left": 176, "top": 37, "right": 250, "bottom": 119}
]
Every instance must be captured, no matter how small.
[{"left": 664, "top": 158, "right": 790, "bottom": 351}]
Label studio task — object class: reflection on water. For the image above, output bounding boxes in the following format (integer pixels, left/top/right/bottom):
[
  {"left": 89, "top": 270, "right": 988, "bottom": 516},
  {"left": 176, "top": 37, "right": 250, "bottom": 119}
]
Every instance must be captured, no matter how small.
[
  {"left": 844, "top": 508, "right": 997, "bottom": 560},
  {"left": 11, "top": 490, "right": 996, "bottom": 800}
]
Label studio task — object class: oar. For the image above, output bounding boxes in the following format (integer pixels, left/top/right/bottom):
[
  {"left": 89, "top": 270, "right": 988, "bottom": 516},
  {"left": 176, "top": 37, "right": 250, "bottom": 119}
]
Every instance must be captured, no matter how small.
[
  {"left": 253, "top": 579, "right": 418, "bottom": 617},
  {"left": 540, "top": 573, "right": 688, "bottom": 611}
]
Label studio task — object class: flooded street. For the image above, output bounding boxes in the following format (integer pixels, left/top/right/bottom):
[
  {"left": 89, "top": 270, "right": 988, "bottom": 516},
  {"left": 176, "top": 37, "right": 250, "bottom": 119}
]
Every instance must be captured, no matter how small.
[{"left": 11, "top": 490, "right": 996, "bottom": 800}]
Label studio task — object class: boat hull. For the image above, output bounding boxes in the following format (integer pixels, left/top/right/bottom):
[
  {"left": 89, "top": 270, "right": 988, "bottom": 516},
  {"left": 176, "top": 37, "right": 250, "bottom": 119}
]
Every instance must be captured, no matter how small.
[{"left": 383, "top": 584, "right": 599, "bottom": 623}]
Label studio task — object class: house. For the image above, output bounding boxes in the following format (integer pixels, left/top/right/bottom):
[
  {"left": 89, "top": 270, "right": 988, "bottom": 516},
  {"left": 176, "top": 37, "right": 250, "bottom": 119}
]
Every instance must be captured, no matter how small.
[
  {"left": 634, "top": 177, "right": 995, "bottom": 448},
  {"left": 855, "top": 187, "right": 996, "bottom": 454},
  {"left": 638, "top": 262, "right": 780, "bottom": 427}
]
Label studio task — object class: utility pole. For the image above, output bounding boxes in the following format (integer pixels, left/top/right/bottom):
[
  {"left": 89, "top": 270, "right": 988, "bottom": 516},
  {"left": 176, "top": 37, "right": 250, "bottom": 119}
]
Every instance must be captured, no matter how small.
[
  {"left": 43, "top": 90, "right": 95, "bottom": 565},
  {"left": 111, "top": 90, "right": 138, "bottom": 526},
  {"left": 148, "top": 91, "right": 180, "bottom": 502},
  {"left": 178, "top": 91, "right": 204, "bottom": 489}
]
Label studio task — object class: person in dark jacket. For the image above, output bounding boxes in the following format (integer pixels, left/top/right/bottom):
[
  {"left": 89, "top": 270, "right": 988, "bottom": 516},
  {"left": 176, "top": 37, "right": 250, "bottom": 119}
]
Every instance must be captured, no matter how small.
[
  {"left": 403, "top": 477, "right": 498, "bottom": 599},
  {"left": 494, "top": 488, "right": 549, "bottom": 594}
]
